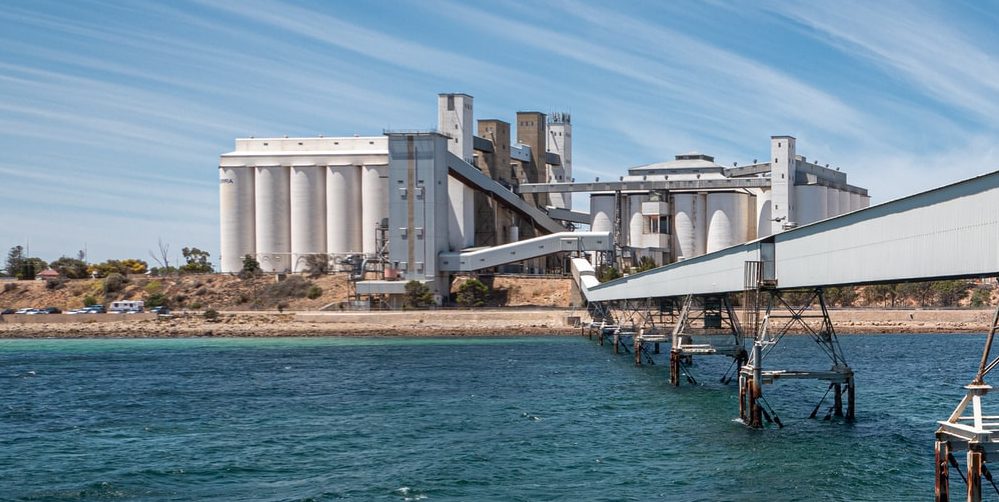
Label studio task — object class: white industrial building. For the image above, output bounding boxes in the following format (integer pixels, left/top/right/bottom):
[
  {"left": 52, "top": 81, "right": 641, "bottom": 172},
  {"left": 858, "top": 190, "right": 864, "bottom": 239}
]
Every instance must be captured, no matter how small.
[{"left": 219, "top": 92, "right": 869, "bottom": 303}]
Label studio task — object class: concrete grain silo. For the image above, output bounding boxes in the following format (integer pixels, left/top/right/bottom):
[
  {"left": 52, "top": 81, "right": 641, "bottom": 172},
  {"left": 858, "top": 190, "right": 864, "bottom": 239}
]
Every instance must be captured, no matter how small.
[
  {"left": 826, "top": 187, "right": 840, "bottom": 218},
  {"left": 706, "top": 192, "right": 749, "bottom": 253},
  {"left": 290, "top": 164, "right": 326, "bottom": 273},
  {"left": 590, "top": 194, "right": 615, "bottom": 233},
  {"left": 361, "top": 164, "right": 388, "bottom": 255},
  {"left": 673, "top": 193, "right": 706, "bottom": 260},
  {"left": 837, "top": 189, "right": 851, "bottom": 216},
  {"left": 794, "top": 184, "right": 827, "bottom": 226},
  {"left": 219, "top": 166, "right": 255, "bottom": 273},
  {"left": 326, "top": 164, "right": 362, "bottom": 255},
  {"left": 628, "top": 195, "right": 646, "bottom": 249},
  {"left": 755, "top": 189, "right": 772, "bottom": 238},
  {"left": 849, "top": 191, "right": 862, "bottom": 212},
  {"left": 255, "top": 165, "right": 291, "bottom": 273}
]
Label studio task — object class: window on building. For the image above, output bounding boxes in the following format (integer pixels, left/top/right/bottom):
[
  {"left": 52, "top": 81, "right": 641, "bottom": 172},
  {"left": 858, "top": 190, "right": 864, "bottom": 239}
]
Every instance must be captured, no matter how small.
[
  {"left": 447, "top": 96, "right": 454, "bottom": 111},
  {"left": 643, "top": 216, "right": 659, "bottom": 234}
]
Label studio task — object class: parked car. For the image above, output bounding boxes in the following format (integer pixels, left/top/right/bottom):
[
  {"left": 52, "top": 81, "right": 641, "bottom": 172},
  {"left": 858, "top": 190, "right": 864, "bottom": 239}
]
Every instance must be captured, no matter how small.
[
  {"left": 1, "top": 308, "right": 14, "bottom": 315},
  {"left": 24, "top": 309, "right": 43, "bottom": 315},
  {"left": 83, "top": 305, "right": 106, "bottom": 314},
  {"left": 42, "top": 307, "right": 61, "bottom": 314},
  {"left": 15, "top": 308, "right": 34, "bottom": 314},
  {"left": 150, "top": 306, "right": 170, "bottom": 314}
]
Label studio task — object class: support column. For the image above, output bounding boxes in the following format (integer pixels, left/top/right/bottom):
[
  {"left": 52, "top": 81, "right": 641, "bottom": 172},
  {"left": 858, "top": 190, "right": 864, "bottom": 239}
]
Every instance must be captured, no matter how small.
[
  {"left": 968, "top": 448, "right": 983, "bottom": 502},
  {"left": 634, "top": 333, "right": 642, "bottom": 366},
  {"left": 749, "top": 341, "right": 763, "bottom": 428},
  {"left": 669, "top": 350, "right": 680, "bottom": 386},
  {"left": 654, "top": 342, "right": 660, "bottom": 354},
  {"left": 847, "top": 377, "right": 856, "bottom": 421},
  {"left": 834, "top": 384, "right": 844, "bottom": 417},
  {"left": 934, "top": 440, "right": 950, "bottom": 502},
  {"left": 613, "top": 334, "right": 620, "bottom": 354}
]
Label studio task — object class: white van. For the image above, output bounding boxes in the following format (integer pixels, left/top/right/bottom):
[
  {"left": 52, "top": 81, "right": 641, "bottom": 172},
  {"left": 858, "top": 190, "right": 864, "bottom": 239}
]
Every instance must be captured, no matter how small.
[{"left": 109, "top": 300, "right": 144, "bottom": 313}]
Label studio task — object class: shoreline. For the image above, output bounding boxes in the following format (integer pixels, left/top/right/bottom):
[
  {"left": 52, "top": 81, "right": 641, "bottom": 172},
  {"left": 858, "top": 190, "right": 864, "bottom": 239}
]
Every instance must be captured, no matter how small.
[{"left": 0, "top": 308, "right": 995, "bottom": 339}]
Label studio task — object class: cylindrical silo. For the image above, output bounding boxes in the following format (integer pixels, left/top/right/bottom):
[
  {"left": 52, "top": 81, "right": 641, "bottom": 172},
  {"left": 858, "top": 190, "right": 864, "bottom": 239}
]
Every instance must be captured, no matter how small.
[
  {"left": 755, "top": 189, "right": 772, "bottom": 239},
  {"left": 793, "top": 184, "right": 827, "bottom": 226},
  {"left": 254, "top": 165, "right": 291, "bottom": 273},
  {"left": 706, "top": 192, "right": 749, "bottom": 254},
  {"left": 219, "top": 166, "right": 255, "bottom": 274},
  {"left": 361, "top": 164, "right": 388, "bottom": 255},
  {"left": 628, "top": 195, "right": 646, "bottom": 248},
  {"left": 327, "top": 165, "right": 362, "bottom": 255},
  {"left": 672, "top": 193, "right": 706, "bottom": 260},
  {"left": 860, "top": 195, "right": 871, "bottom": 209},
  {"left": 290, "top": 165, "right": 326, "bottom": 273},
  {"left": 826, "top": 187, "right": 840, "bottom": 218},
  {"left": 849, "top": 191, "right": 862, "bottom": 212},
  {"left": 590, "top": 194, "right": 615, "bottom": 233},
  {"left": 837, "top": 189, "right": 851, "bottom": 216}
]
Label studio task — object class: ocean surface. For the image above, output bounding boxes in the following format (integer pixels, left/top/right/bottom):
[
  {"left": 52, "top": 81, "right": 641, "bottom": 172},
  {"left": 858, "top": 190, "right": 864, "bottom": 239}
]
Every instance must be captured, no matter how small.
[{"left": 0, "top": 333, "right": 987, "bottom": 501}]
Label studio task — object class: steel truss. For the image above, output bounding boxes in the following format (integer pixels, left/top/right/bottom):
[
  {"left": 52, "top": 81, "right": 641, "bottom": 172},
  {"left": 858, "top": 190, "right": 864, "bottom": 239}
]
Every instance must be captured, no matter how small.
[
  {"left": 668, "top": 293, "right": 748, "bottom": 386},
  {"left": 935, "top": 279, "right": 999, "bottom": 502},
  {"left": 737, "top": 287, "right": 855, "bottom": 428}
]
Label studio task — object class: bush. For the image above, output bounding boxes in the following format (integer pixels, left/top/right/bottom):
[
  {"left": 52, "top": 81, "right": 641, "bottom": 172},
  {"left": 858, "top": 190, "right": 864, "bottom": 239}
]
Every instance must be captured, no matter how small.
[
  {"left": 596, "top": 265, "right": 622, "bottom": 283},
  {"left": 239, "top": 255, "right": 261, "bottom": 279},
  {"left": 306, "top": 285, "right": 323, "bottom": 300},
  {"left": 3, "top": 283, "right": 16, "bottom": 293},
  {"left": 203, "top": 308, "right": 219, "bottom": 320},
  {"left": 146, "top": 292, "right": 167, "bottom": 308},
  {"left": 190, "top": 302, "right": 203, "bottom": 310},
  {"left": 82, "top": 294, "right": 98, "bottom": 307},
  {"left": 403, "top": 280, "right": 434, "bottom": 309},
  {"left": 971, "top": 288, "right": 992, "bottom": 308},
  {"left": 144, "top": 280, "right": 163, "bottom": 295},
  {"left": 456, "top": 279, "right": 489, "bottom": 307},
  {"left": 303, "top": 255, "right": 331, "bottom": 277},
  {"left": 103, "top": 273, "right": 128, "bottom": 294},
  {"left": 263, "top": 275, "right": 312, "bottom": 299},
  {"left": 635, "top": 256, "right": 657, "bottom": 273},
  {"left": 45, "top": 277, "right": 67, "bottom": 290}
]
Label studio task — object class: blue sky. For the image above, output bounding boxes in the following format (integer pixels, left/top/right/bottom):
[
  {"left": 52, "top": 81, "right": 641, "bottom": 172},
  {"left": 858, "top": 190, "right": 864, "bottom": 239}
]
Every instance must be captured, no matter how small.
[{"left": 2, "top": 0, "right": 997, "bottom": 265}]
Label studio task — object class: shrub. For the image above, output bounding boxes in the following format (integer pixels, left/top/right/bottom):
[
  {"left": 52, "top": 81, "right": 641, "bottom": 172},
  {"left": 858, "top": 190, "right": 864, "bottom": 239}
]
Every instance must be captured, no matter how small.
[
  {"left": 45, "top": 277, "right": 67, "bottom": 290},
  {"left": 263, "top": 275, "right": 312, "bottom": 299},
  {"left": 596, "top": 265, "right": 622, "bottom": 283},
  {"left": 174, "top": 294, "right": 187, "bottom": 305},
  {"left": 237, "top": 293, "right": 251, "bottom": 304},
  {"left": 239, "top": 255, "right": 261, "bottom": 279},
  {"left": 146, "top": 292, "right": 167, "bottom": 308},
  {"left": 303, "top": 254, "right": 330, "bottom": 277},
  {"left": 456, "top": 279, "right": 489, "bottom": 307},
  {"left": 306, "top": 285, "right": 323, "bottom": 300},
  {"left": 403, "top": 280, "right": 434, "bottom": 309},
  {"left": 203, "top": 309, "right": 219, "bottom": 320},
  {"left": 190, "top": 302, "right": 203, "bottom": 310},
  {"left": 3, "top": 283, "right": 16, "bottom": 293},
  {"left": 971, "top": 288, "right": 992, "bottom": 308},
  {"left": 635, "top": 256, "right": 657, "bottom": 273},
  {"left": 103, "top": 273, "right": 128, "bottom": 294},
  {"left": 144, "top": 280, "right": 163, "bottom": 295}
]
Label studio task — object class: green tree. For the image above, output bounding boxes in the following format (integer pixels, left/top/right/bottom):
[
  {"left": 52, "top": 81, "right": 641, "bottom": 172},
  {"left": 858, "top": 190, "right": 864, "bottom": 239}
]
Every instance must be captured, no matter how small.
[
  {"left": 20, "top": 257, "right": 46, "bottom": 280},
  {"left": 456, "top": 278, "right": 489, "bottom": 307},
  {"left": 825, "top": 286, "right": 858, "bottom": 307},
  {"left": 5, "top": 245, "right": 24, "bottom": 278},
  {"left": 239, "top": 254, "right": 261, "bottom": 279},
  {"left": 865, "top": 284, "right": 898, "bottom": 308},
  {"left": 146, "top": 292, "right": 168, "bottom": 308},
  {"left": 180, "top": 247, "right": 214, "bottom": 274},
  {"left": 403, "top": 280, "right": 434, "bottom": 309},
  {"left": 933, "top": 280, "right": 971, "bottom": 307},
  {"left": 50, "top": 256, "right": 89, "bottom": 279},
  {"left": 103, "top": 273, "right": 128, "bottom": 294},
  {"left": 971, "top": 288, "right": 992, "bottom": 308},
  {"left": 898, "top": 282, "right": 935, "bottom": 307}
]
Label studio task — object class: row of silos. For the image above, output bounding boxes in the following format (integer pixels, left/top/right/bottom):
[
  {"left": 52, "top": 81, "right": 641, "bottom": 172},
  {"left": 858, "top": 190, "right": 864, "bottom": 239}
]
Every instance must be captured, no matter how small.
[
  {"left": 793, "top": 185, "right": 870, "bottom": 226},
  {"left": 673, "top": 192, "right": 755, "bottom": 260},
  {"left": 219, "top": 164, "right": 388, "bottom": 273}
]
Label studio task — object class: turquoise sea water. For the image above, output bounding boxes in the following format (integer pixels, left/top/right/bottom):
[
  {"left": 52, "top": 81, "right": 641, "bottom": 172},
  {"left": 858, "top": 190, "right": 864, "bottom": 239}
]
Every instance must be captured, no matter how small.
[{"left": 0, "top": 334, "right": 986, "bottom": 501}]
